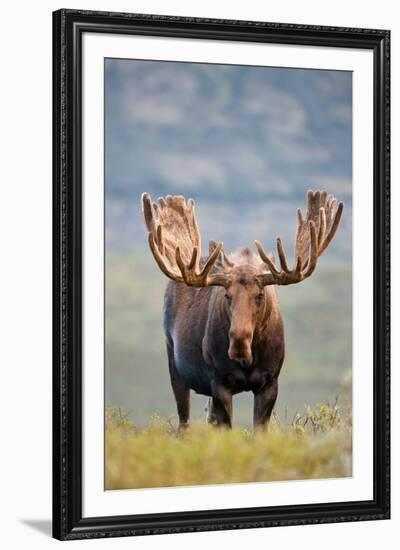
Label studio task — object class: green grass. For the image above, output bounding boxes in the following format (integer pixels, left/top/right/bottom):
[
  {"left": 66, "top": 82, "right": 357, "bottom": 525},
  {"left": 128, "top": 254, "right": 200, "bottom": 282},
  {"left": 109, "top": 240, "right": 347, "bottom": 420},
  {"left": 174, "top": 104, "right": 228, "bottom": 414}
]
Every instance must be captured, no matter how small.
[{"left": 105, "top": 402, "right": 352, "bottom": 490}]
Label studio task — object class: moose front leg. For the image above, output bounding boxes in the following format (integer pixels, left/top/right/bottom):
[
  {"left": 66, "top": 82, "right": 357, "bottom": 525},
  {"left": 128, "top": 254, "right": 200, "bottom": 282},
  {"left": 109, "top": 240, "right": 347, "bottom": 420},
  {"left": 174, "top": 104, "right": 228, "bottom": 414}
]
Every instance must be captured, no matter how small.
[
  {"left": 205, "top": 397, "right": 217, "bottom": 424},
  {"left": 167, "top": 349, "right": 190, "bottom": 430},
  {"left": 210, "top": 382, "right": 233, "bottom": 428},
  {"left": 253, "top": 379, "right": 278, "bottom": 430}
]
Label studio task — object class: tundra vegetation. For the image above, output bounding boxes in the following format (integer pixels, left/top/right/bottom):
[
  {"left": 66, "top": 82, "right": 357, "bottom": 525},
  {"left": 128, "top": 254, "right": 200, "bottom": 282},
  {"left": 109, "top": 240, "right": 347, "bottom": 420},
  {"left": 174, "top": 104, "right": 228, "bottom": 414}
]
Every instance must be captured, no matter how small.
[{"left": 105, "top": 401, "right": 352, "bottom": 490}]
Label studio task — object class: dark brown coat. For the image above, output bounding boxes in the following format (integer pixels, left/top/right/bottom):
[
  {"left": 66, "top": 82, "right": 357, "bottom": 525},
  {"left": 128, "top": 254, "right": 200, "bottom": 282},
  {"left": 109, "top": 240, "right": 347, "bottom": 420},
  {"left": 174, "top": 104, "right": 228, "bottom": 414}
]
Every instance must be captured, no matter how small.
[{"left": 163, "top": 251, "right": 284, "bottom": 428}]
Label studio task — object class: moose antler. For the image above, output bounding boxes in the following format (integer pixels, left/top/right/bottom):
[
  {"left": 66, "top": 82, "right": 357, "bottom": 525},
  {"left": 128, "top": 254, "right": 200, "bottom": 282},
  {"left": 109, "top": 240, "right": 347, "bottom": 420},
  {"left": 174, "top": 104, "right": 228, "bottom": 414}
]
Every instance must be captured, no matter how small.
[
  {"left": 255, "top": 190, "right": 343, "bottom": 286},
  {"left": 141, "top": 193, "right": 230, "bottom": 287}
]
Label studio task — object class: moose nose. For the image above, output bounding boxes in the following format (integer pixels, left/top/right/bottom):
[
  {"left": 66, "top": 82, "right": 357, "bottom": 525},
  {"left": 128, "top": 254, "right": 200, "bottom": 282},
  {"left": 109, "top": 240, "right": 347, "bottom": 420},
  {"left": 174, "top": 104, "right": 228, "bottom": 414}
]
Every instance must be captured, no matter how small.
[{"left": 228, "top": 330, "right": 253, "bottom": 365}]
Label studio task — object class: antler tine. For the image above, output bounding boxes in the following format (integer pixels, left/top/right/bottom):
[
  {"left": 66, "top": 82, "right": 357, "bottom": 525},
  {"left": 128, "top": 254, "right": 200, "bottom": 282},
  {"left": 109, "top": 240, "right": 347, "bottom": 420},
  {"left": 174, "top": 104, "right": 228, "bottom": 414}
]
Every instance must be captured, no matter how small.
[
  {"left": 256, "top": 236, "right": 306, "bottom": 286},
  {"left": 201, "top": 243, "right": 223, "bottom": 277},
  {"left": 317, "top": 207, "right": 326, "bottom": 248},
  {"left": 255, "top": 240, "right": 280, "bottom": 277},
  {"left": 318, "top": 201, "right": 344, "bottom": 255},
  {"left": 303, "top": 221, "right": 318, "bottom": 277},
  {"left": 187, "top": 245, "right": 198, "bottom": 270},
  {"left": 255, "top": 190, "right": 343, "bottom": 287},
  {"left": 142, "top": 192, "right": 156, "bottom": 233},
  {"left": 276, "top": 238, "right": 290, "bottom": 273},
  {"left": 176, "top": 242, "right": 226, "bottom": 287},
  {"left": 148, "top": 232, "right": 183, "bottom": 282},
  {"left": 156, "top": 225, "right": 164, "bottom": 255}
]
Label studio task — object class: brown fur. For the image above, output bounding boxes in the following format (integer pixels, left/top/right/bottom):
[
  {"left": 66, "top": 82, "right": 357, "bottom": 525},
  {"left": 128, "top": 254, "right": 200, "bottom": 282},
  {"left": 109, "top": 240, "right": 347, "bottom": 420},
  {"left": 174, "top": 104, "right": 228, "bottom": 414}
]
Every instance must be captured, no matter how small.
[{"left": 163, "top": 253, "right": 284, "bottom": 429}]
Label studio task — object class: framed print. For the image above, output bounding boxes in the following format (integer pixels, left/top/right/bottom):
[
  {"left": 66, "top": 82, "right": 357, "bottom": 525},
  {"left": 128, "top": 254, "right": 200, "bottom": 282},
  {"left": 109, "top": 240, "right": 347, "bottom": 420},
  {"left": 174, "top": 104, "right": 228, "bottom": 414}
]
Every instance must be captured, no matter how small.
[{"left": 52, "top": 9, "right": 390, "bottom": 541}]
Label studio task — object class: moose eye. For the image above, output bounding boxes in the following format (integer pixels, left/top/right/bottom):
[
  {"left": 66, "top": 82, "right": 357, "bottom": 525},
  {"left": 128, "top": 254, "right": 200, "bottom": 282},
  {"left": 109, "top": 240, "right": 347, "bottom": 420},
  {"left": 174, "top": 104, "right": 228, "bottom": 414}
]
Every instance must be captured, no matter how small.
[{"left": 225, "top": 293, "right": 232, "bottom": 302}]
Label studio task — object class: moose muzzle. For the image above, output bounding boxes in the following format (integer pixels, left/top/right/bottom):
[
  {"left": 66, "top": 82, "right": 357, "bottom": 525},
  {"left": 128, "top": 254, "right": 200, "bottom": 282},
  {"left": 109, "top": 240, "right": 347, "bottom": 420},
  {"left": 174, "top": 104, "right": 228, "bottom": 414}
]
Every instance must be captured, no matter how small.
[{"left": 228, "top": 329, "right": 253, "bottom": 367}]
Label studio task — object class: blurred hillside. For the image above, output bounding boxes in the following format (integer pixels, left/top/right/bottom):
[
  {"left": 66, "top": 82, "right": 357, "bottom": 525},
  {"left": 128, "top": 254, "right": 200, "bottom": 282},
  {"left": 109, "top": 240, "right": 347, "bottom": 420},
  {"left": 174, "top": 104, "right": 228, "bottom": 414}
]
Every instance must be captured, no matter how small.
[{"left": 105, "top": 59, "right": 352, "bottom": 427}]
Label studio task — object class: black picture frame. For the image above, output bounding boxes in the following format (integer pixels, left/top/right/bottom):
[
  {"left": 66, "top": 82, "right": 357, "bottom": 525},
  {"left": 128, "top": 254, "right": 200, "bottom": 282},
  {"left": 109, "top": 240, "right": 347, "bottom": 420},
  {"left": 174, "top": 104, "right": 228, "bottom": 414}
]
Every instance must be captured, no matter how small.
[{"left": 53, "top": 9, "right": 390, "bottom": 541}]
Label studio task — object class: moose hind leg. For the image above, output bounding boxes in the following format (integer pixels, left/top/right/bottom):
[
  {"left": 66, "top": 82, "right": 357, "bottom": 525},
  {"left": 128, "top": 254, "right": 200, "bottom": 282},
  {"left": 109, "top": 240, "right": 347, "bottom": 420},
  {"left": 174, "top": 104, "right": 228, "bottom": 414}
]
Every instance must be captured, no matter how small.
[{"left": 167, "top": 352, "right": 190, "bottom": 429}]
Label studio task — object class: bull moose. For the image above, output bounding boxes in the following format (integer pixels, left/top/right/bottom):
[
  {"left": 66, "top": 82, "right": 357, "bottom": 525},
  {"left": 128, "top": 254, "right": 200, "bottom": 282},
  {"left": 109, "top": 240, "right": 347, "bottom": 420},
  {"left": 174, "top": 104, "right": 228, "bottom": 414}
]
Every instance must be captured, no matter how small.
[{"left": 141, "top": 191, "right": 343, "bottom": 429}]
